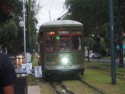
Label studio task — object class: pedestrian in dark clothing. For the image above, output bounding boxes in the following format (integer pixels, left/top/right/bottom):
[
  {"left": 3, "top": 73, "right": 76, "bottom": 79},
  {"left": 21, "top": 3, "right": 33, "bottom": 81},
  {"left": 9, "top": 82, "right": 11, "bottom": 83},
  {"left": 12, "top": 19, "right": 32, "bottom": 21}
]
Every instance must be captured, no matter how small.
[{"left": 0, "top": 53, "right": 17, "bottom": 94}]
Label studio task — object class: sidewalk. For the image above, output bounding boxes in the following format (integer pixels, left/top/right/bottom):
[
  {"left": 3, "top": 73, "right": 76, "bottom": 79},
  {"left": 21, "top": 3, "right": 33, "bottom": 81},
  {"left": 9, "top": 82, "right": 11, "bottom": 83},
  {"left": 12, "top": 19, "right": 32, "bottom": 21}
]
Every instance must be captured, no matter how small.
[{"left": 28, "top": 86, "right": 41, "bottom": 94}]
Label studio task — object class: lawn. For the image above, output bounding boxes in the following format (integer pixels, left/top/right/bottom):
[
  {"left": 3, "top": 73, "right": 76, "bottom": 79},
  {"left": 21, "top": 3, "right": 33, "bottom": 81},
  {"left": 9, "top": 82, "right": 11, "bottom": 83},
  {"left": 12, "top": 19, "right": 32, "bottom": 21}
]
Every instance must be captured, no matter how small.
[{"left": 84, "top": 61, "right": 125, "bottom": 94}]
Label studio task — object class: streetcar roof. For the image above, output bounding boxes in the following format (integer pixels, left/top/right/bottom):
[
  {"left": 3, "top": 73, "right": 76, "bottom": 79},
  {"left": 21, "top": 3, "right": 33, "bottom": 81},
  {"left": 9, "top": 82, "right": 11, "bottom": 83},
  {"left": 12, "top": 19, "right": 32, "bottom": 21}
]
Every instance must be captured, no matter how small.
[
  {"left": 41, "top": 20, "right": 83, "bottom": 27},
  {"left": 39, "top": 20, "right": 83, "bottom": 32}
]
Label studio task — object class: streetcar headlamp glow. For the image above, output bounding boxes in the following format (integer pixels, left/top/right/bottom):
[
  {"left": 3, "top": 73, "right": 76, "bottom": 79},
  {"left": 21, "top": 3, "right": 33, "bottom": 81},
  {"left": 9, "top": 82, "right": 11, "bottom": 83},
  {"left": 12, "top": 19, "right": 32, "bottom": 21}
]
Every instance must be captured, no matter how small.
[{"left": 61, "top": 57, "right": 69, "bottom": 65}]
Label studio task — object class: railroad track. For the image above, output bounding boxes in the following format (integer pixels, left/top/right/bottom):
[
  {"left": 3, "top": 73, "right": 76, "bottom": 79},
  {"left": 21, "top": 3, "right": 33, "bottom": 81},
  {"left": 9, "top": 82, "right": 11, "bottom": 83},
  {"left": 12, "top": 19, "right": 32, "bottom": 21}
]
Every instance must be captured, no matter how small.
[
  {"left": 49, "top": 81, "right": 75, "bottom": 94},
  {"left": 48, "top": 77, "right": 106, "bottom": 94},
  {"left": 87, "top": 66, "right": 125, "bottom": 80},
  {"left": 78, "top": 77, "right": 105, "bottom": 94}
]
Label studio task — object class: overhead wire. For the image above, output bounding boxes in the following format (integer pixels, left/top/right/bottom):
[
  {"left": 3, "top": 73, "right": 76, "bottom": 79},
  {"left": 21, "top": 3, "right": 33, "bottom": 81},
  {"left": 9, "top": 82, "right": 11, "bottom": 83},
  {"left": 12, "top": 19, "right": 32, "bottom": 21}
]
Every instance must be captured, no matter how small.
[
  {"left": 60, "top": 9, "right": 65, "bottom": 18},
  {"left": 58, "top": 6, "right": 68, "bottom": 20},
  {"left": 49, "top": 0, "right": 54, "bottom": 11},
  {"left": 49, "top": 0, "right": 54, "bottom": 21},
  {"left": 58, "top": 1, "right": 68, "bottom": 20},
  {"left": 49, "top": 0, "right": 67, "bottom": 20}
]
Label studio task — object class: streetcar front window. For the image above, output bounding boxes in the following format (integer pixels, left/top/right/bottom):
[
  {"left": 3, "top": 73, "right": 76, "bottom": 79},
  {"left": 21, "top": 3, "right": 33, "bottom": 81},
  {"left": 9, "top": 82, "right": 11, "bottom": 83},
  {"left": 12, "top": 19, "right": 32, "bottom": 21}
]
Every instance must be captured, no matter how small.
[
  {"left": 45, "top": 31, "right": 82, "bottom": 52},
  {"left": 59, "top": 37, "right": 70, "bottom": 51}
]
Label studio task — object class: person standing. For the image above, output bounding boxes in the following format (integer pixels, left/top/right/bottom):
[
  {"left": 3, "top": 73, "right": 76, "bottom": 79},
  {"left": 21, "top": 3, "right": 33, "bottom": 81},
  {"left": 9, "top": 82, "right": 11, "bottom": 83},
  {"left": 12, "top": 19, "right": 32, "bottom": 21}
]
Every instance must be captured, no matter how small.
[
  {"left": 0, "top": 53, "right": 17, "bottom": 94},
  {"left": 26, "top": 52, "right": 32, "bottom": 74},
  {"left": 26, "top": 52, "right": 32, "bottom": 63}
]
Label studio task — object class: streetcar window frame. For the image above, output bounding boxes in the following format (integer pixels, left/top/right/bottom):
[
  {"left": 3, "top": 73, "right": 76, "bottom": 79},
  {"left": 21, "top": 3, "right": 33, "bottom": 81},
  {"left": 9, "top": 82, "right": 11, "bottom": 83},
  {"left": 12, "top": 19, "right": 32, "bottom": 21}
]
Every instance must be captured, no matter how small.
[{"left": 45, "top": 31, "right": 82, "bottom": 52}]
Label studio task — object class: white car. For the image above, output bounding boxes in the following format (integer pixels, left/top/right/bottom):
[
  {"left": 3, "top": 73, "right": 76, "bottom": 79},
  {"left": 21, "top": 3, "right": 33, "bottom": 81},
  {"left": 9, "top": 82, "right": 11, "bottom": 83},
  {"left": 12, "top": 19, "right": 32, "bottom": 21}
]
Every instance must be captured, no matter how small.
[{"left": 85, "top": 53, "right": 102, "bottom": 59}]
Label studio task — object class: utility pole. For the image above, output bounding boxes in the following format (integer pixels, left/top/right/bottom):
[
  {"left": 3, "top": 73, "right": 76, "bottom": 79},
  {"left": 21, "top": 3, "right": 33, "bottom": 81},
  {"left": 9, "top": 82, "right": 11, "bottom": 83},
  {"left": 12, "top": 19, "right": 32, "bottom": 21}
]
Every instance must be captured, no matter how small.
[
  {"left": 109, "top": 0, "right": 116, "bottom": 85},
  {"left": 22, "top": 0, "right": 27, "bottom": 64},
  {"left": 26, "top": 0, "right": 28, "bottom": 51}
]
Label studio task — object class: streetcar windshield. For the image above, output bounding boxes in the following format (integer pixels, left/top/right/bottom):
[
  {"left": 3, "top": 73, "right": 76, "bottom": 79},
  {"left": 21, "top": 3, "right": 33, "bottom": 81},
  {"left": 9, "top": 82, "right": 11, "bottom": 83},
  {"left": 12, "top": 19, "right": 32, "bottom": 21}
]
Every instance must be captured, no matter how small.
[{"left": 45, "top": 31, "right": 82, "bottom": 52}]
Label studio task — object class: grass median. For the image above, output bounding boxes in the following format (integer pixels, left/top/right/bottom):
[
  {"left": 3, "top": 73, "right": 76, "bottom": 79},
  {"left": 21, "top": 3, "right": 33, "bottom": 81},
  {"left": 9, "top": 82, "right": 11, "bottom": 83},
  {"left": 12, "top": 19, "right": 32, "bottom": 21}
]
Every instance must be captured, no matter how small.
[{"left": 84, "top": 61, "right": 125, "bottom": 94}]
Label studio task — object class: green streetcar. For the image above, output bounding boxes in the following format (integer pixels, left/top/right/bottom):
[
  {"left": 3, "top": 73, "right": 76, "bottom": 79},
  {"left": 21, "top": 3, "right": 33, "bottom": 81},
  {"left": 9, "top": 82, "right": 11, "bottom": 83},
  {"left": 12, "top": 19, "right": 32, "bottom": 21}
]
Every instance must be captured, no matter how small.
[{"left": 38, "top": 20, "right": 85, "bottom": 79}]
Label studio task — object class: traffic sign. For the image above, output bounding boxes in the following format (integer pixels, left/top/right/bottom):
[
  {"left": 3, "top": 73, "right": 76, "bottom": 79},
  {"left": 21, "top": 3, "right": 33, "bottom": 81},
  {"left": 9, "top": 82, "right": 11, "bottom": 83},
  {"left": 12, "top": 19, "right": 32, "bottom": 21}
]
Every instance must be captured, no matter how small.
[
  {"left": 19, "top": 21, "right": 24, "bottom": 27},
  {"left": 34, "top": 66, "right": 42, "bottom": 77}
]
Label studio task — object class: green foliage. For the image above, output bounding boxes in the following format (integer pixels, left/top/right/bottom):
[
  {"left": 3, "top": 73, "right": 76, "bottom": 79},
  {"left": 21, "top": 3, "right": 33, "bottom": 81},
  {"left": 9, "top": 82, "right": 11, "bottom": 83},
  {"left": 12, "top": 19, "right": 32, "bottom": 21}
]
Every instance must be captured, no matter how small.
[
  {"left": 2, "top": 20, "right": 18, "bottom": 37},
  {"left": 0, "top": 20, "right": 24, "bottom": 55},
  {"left": 0, "top": 0, "right": 23, "bottom": 54},
  {"left": 64, "top": 0, "right": 125, "bottom": 56},
  {"left": 26, "top": 0, "right": 39, "bottom": 53},
  {"left": 65, "top": 0, "right": 108, "bottom": 36},
  {"left": 83, "top": 37, "right": 96, "bottom": 50},
  {"left": 0, "top": 0, "right": 22, "bottom": 24},
  {"left": 0, "top": 0, "right": 39, "bottom": 55},
  {"left": 0, "top": 20, "right": 18, "bottom": 43}
]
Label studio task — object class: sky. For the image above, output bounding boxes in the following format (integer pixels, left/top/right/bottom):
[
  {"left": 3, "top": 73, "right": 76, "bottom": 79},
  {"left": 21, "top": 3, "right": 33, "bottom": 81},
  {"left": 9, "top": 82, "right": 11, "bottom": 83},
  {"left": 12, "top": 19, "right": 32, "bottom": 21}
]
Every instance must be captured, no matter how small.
[{"left": 36, "top": 0, "right": 67, "bottom": 28}]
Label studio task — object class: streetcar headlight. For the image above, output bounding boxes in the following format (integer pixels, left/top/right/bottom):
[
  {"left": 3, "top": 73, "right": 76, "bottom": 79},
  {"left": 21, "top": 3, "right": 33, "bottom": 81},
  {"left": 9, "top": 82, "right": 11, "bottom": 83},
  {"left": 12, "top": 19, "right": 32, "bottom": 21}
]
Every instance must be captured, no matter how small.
[{"left": 61, "top": 57, "right": 69, "bottom": 65}]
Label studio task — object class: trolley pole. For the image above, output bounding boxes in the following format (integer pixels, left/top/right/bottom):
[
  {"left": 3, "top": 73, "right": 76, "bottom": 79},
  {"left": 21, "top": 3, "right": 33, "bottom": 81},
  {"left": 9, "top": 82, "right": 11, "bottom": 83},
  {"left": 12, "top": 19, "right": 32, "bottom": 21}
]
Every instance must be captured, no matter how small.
[
  {"left": 108, "top": 0, "right": 116, "bottom": 85},
  {"left": 23, "top": 0, "right": 27, "bottom": 64}
]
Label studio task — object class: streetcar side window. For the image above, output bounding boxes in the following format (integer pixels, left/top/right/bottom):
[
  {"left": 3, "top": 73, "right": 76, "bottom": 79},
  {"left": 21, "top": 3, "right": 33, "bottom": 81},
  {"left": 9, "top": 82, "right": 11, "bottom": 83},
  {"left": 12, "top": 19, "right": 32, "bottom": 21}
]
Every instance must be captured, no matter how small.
[
  {"left": 46, "top": 36, "right": 54, "bottom": 52},
  {"left": 45, "top": 31, "right": 55, "bottom": 52}
]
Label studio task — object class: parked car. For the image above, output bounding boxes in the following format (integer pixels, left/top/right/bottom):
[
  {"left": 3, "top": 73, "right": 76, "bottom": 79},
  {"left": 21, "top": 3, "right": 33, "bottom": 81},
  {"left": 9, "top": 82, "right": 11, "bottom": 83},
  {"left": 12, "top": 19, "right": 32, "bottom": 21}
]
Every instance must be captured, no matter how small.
[
  {"left": 85, "top": 53, "right": 103, "bottom": 59},
  {"left": 91, "top": 53, "right": 103, "bottom": 59}
]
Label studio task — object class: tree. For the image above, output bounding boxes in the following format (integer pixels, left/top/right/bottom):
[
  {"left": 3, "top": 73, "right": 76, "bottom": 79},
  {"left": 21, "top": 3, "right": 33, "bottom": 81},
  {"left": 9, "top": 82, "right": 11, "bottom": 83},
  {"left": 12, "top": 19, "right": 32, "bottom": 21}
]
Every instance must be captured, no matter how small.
[
  {"left": 0, "top": 20, "right": 19, "bottom": 54},
  {"left": 83, "top": 37, "right": 95, "bottom": 62},
  {"left": 65, "top": 0, "right": 109, "bottom": 55},
  {"left": 0, "top": 0, "right": 23, "bottom": 55},
  {"left": 113, "top": 0, "right": 125, "bottom": 68},
  {"left": 0, "top": 0, "right": 40, "bottom": 55},
  {"left": 26, "top": 0, "right": 41, "bottom": 53},
  {"left": 0, "top": 0, "right": 22, "bottom": 24}
]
